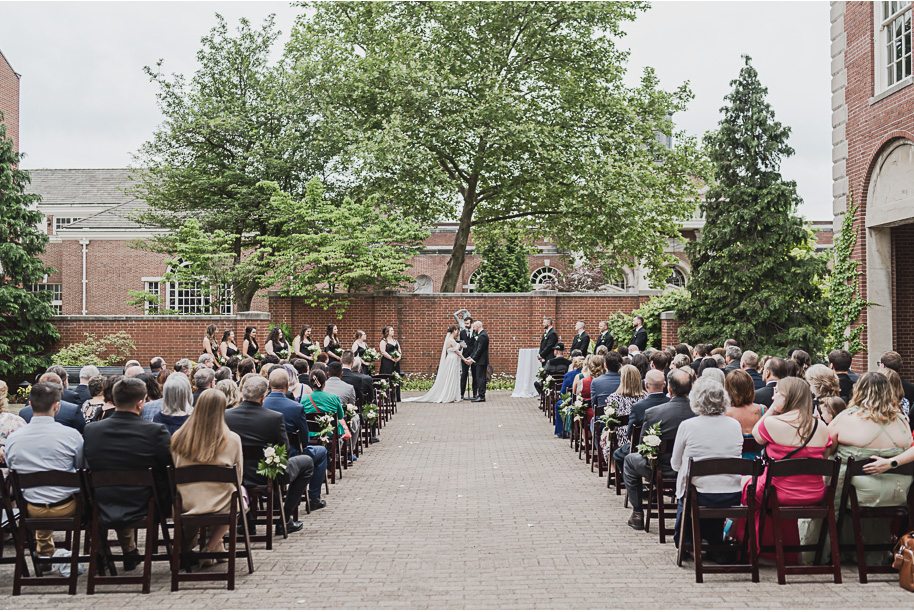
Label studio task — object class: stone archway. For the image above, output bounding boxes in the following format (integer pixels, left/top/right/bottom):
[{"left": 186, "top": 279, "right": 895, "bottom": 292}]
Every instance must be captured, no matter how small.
[{"left": 865, "top": 138, "right": 914, "bottom": 371}]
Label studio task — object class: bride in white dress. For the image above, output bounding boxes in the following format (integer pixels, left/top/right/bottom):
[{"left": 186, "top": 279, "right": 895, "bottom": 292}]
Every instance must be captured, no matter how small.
[{"left": 404, "top": 325, "right": 462, "bottom": 403}]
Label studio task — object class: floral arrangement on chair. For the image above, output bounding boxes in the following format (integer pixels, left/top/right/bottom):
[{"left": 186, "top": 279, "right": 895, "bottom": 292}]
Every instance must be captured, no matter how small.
[
  {"left": 361, "top": 404, "right": 379, "bottom": 427},
  {"left": 536, "top": 367, "right": 546, "bottom": 381},
  {"left": 390, "top": 371, "right": 402, "bottom": 385},
  {"left": 315, "top": 413, "right": 336, "bottom": 443},
  {"left": 596, "top": 399, "right": 621, "bottom": 429},
  {"left": 637, "top": 421, "right": 663, "bottom": 462},
  {"left": 256, "top": 444, "right": 288, "bottom": 479},
  {"left": 376, "top": 379, "right": 390, "bottom": 392},
  {"left": 345, "top": 403, "right": 359, "bottom": 419}
]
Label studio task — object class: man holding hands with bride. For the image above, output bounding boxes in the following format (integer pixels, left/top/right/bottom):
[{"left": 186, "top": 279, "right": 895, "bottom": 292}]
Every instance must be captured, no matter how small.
[{"left": 464, "top": 321, "right": 490, "bottom": 403}]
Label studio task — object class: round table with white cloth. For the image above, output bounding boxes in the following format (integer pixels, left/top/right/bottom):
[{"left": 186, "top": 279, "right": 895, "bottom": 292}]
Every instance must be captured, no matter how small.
[{"left": 511, "top": 348, "right": 541, "bottom": 398}]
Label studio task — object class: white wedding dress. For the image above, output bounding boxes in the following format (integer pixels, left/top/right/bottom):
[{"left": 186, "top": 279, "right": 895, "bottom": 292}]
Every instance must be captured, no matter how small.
[{"left": 404, "top": 334, "right": 462, "bottom": 403}]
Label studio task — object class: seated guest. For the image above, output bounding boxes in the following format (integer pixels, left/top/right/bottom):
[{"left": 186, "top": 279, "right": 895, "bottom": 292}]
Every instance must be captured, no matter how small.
[
  {"left": 599, "top": 365, "right": 645, "bottom": 462},
  {"left": 696, "top": 357, "right": 720, "bottom": 379},
  {"left": 827, "top": 372, "right": 913, "bottom": 563},
  {"left": 740, "top": 350, "right": 764, "bottom": 389},
  {"left": 690, "top": 343, "right": 708, "bottom": 372},
  {"left": 170, "top": 388, "right": 245, "bottom": 561},
  {"left": 80, "top": 375, "right": 106, "bottom": 423},
  {"left": 671, "top": 377, "right": 743, "bottom": 549},
  {"left": 553, "top": 356, "right": 584, "bottom": 438},
  {"left": 124, "top": 364, "right": 145, "bottom": 378},
  {"left": 878, "top": 350, "right": 914, "bottom": 408},
  {"left": 198, "top": 354, "right": 215, "bottom": 370},
  {"left": 237, "top": 357, "right": 256, "bottom": 379},
  {"left": 192, "top": 368, "right": 215, "bottom": 406},
  {"left": 613, "top": 369, "right": 667, "bottom": 476},
  {"left": 325, "top": 362, "right": 361, "bottom": 454},
  {"left": 806, "top": 364, "right": 844, "bottom": 419},
  {"left": 828, "top": 349, "right": 855, "bottom": 402},
  {"left": 631, "top": 353, "right": 650, "bottom": 379},
  {"left": 292, "top": 359, "right": 310, "bottom": 385},
  {"left": 83, "top": 378, "right": 172, "bottom": 570},
  {"left": 544, "top": 343, "right": 572, "bottom": 377},
  {"left": 150, "top": 356, "right": 166, "bottom": 374},
  {"left": 174, "top": 358, "right": 192, "bottom": 379},
  {"left": 225, "top": 375, "right": 314, "bottom": 531},
  {"left": 96, "top": 375, "right": 122, "bottom": 421},
  {"left": 724, "top": 370, "right": 764, "bottom": 458},
  {"left": 670, "top": 353, "right": 690, "bottom": 371},
  {"left": 0, "top": 381, "right": 26, "bottom": 454},
  {"left": 262, "top": 370, "right": 329, "bottom": 508},
  {"left": 5, "top": 383, "right": 84, "bottom": 568},
  {"left": 754, "top": 356, "right": 788, "bottom": 409},
  {"left": 883, "top": 368, "right": 910, "bottom": 417},
  {"left": 791, "top": 350, "right": 811, "bottom": 380},
  {"left": 738, "top": 377, "right": 830, "bottom": 562},
  {"left": 215, "top": 378, "right": 241, "bottom": 409},
  {"left": 44, "top": 365, "right": 77, "bottom": 404},
  {"left": 591, "top": 351, "right": 623, "bottom": 409},
  {"left": 214, "top": 366, "right": 233, "bottom": 382},
  {"left": 300, "top": 370, "right": 352, "bottom": 444},
  {"left": 136, "top": 373, "right": 163, "bottom": 421},
  {"left": 574, "top": 355, "right": 604, "bottom": 430},
  {"left": 154, "top": 375, "right": 193, "bottom": 434},
  {"left": 341, "top": 351, "right": 378, "bottom": 443},
  {"left": 624, "top": 369, "right": 696, "bottom": 530},
  {"left": 18, "top": 372, "right": 86, "bottom": 434},
  {"left": 72, "top": 365, "right": 98, "bottom": 405}
]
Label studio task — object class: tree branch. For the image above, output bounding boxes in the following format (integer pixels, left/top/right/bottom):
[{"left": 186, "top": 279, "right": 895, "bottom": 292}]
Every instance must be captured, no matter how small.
[{"left": 472, "top": 210, "right": 563, "bottom": 226}]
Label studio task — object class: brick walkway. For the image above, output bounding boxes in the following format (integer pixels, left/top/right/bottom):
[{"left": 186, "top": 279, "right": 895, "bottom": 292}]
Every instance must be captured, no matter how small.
[{"left": 1, "top": 392, "right": 903, "bottom": 608}]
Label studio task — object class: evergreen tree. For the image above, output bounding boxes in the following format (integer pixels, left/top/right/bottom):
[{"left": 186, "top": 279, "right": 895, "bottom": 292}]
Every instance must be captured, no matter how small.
[
  {"left": 0, "top": 115, "right": 60, "bottom": 378},
  {"left": 473, "top": 232, "right": 533, "bottom": 293},
  {"left": 679, "top": 56, "right": 827, "bottom": 355}
]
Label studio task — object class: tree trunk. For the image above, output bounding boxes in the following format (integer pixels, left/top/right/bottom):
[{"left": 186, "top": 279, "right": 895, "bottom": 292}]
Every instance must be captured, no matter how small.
[
  {"left": 440, "top": 189, "right": 477, "bottom": 293},
  {"left": 236, "top": 283, "right": 258, "bottom": 313}
]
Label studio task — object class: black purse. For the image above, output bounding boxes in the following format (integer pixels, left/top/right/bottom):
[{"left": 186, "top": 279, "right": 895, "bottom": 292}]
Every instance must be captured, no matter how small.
[{"left": 760, "top": 418, "right": 819, "bottom": 466}]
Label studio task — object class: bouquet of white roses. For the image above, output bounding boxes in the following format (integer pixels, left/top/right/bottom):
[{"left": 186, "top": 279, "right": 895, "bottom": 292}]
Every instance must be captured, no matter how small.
[
  {"left": 536, "top": 367, "right": 546, "bottom": 381},
  {"left": 597, "top": 400, "right": 621, "bottom": 429},
  {"left": 362, "top": 403, "right": 379, "bottom": 427},
  {"left": 331, "top": 347, "right": 343, "bottom": 357},
  {"left": 388, "top": 349, "right": 401, "bottom": 361},
  {"left": 315, "top": 413, "right": 336, "bottom": 443},
  {"left": 545, "top": 375, "right": 554, "bottom": 386},
  {"left": 376, "top": 379, "right": 390, "bottom": 391},
  {"left": 362, "top": 347, "right": 380, "bottom": 362},
  {"left": 278, "top": 346, "right": 290, "bottom": 360},
  {"left": 345, "top": 403, "right": 359, "bottom": 419},
  {"left": 215, "top": 354, "right": 227, "bottom": 366},
  {"left": 308, "top": 344, "right": 321, "bottom": 356},
  {"left": 637, "top": 421, "right": 663, "bottom": 461},
  {"left": 256, "top": 444, "right": 288, "bottom": 479}
]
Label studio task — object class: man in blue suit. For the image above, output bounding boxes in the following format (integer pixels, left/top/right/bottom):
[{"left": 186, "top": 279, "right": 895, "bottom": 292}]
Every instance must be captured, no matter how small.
[
  {"left": 18, "top": 372, "right": 85, "bottom": 434},
  {"left": 591, "top": 352, "right": 623, "bottom": 409},
  {"left": 263, "top": 369, "right": 330, "bottom": 510}
]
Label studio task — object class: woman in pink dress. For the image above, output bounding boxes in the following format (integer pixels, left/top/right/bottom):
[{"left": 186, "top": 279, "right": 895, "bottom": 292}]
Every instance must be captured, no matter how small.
[{"left": 738, "top": 377, "right": 831, "bottom": 562}]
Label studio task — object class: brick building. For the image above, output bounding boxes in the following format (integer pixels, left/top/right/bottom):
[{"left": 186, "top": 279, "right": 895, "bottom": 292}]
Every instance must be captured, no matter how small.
[
  {"left": 0, "top": 48, "right": 19, "bottom": 152},
  {"left": 831, "top": 1, "right": 914, "bottom": 377}
]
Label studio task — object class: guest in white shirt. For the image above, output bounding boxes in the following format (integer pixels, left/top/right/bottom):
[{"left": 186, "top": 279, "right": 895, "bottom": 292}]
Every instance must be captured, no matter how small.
[
  {"left": 6, "top": 383, "right": 85, "bottom": 563},
  {"left": 670, "top": 377, "right": 744, "bottom": 549}
]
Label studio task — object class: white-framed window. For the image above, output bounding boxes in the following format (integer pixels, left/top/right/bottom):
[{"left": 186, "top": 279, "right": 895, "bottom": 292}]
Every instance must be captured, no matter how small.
[
  {"left": 143, "top": 279, "right": 160, "bottom": 314},
  {"left": 530, "top": 266, "right": 559, "bottom": 289},
  {"left": 53, "top": 217, "right": 82, "bottom": 233},
  {"left": 464, "top": 268, "right": 481, "bottom": 293},
  {"left": 164, "top": 261, "right": 233, "bottom": 314},
  {"left": 666, "top": 266, "right": 687, "bottom": 289},
  {"left": 31, "top": 283, "right": 62, "bottom": 315},
  {"left": 876, "top": 2, "right": 913, "bottom": 93},
  {"left": 218, "top": 285, "right": 233, "bottom": 315},
  {"left": 607, "top": 273, "right": 628, "bottom": 291}
]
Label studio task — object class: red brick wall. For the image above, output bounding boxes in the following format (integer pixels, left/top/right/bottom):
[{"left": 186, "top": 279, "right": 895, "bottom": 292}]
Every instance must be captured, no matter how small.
[
  {"left": 661, "top": 316, "right": 682, "bottom": 349},
  {"left": 0, "top": 50, "right": 19, "bottom": 152},
  {"left": 51, "top": 313, "right": 270, "bottom": 367},
  {"left": 268, "top": 293, "right": 646, "bottom": 375},
  {"left": 844, "top": 2, "right": 914, "bottom": 371},
  {"left": 892, "top": 224, "right": 914, "bottom": 380}
]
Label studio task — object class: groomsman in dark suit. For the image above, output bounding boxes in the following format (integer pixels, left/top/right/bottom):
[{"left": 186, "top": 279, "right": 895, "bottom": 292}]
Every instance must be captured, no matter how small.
[
  {"left": 466, "top": 321, "right": 490, "bottom": 402},
  {"left": 538, "top": 317, "right": 558, "bottom": 363},
  {"left": 630, "top": 315, "right": 648, "bottom": 352},
  {"left": 459, "top": 316, "right": 477, "bottom": 400},
  {"left": 570, "top": 321, "right": 591, "bottom": 356},
  {"left": 594, "top": 320, "right": 614, "bottom": 352}
]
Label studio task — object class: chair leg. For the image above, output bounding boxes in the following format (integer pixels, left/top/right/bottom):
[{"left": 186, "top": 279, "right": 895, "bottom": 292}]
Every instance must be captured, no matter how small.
[{"left": 770, "top": 502, "right": 787, "bottom": 585}]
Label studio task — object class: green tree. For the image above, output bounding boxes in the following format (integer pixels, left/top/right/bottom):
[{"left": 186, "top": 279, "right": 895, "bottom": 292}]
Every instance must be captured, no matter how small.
[
  {"left": 0, "top": 115, "right": 60, "bottom": 378},
  {"left": 678, "top": 56, "right": 827, "bottom": 355},
  {"left": 289, "top": 1, "right": 707, "bottom": 292},
  {"left": 473, "top": 232, "right": 533, "bottom": 293},
  {"left": 264, "top": 178, "right": 429, "bottom": 312},
  {"left": 824, "top": 193, "right": 869, "bottom": 355},
  {"left": 131, "top": 14, "right": 328, "bottom": 311}
]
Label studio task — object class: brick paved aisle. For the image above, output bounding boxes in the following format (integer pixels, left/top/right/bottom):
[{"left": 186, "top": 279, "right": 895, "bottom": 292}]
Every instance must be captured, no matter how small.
[{"left": 1, "top": 392, "right": 901, "bottom": 608}]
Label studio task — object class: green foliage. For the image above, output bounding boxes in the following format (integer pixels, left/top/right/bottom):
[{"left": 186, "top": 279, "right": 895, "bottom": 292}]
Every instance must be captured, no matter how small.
[
  {"left": 0, "top": 115, "right": 60, "bottom": 379},
  {"left": 401, "top": 371, "right": 516, "bottom": 392},
  {"left": 290, "top": 1, "right": 708, "bottom": 291},
  {"left": 51, "top": 332, "right": 136, "bottom": 367},
  {"left": 604, "top": 312, "right": 634, "bottom": 350},
  {"left": 678, "top": 56, "right": 827, "bottom": 356},
  {"left": 473, "top": 232, "right": 533, "bottom": 293},
  {"left": 131, "top": 15, "right": 329, "bottom": 311},
  {"left": 825, "top": 193, "right": 869, "bottom": 355},
  {"left": 263, "top": 178, "right": 429, "bottom": 314}
]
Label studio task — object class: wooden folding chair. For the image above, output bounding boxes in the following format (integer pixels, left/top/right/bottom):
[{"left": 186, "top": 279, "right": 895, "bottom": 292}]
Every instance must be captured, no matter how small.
[
  {"left": 580, "top": 399, "right": 594, "bottom": 463},
  {"left": 591, "top": 404, "right": 605, "bottom": 475},
  {"left": 0, "top": 471, "right": 27, "bottom": 574},
  {"left": 603, "top": 415, "right": 629, "bottom": 489},
  {"left": 10, "top": 469, "right": 87, "bottom": 595},
  {"left": 742, "top": 437, "right": 763, "bottom": 457},
  {"left": 644, "top": 440, "right": 677, "bottom": 543},
  {"left": 617, "top": 423, "right": 641, "bottom": 502},
  {"left": 85, "top": 468, "right": 172, "bottom": 594},
  {"left": 240, "top": 446, "right": 287, "bottom": 550},
  {"left": 168, "top": 465, "right": 253, "bottom": 591},
  {"left": 677, "top": 457, "right": 760, "bottom": 583},
  {"left": 758, "top": 457, "right": 842, "bottom": 585},
  {"left": 834, "top": 456, "right": 914, "bottom": 583},
  {"left": 306, "top": 412, "right": 341, "bottom": 485}
]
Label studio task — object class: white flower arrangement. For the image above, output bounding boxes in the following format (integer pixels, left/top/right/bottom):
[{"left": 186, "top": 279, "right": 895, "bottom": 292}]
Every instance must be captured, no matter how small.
[
  {"left": 637, "top": 421, "right": 663, "bottom": 461},
  {"left": 256, "top": 444, "right": 288, "bottom": 479},
  {"left": 362, "top": 347, "right": 380, "bottom": 362}
]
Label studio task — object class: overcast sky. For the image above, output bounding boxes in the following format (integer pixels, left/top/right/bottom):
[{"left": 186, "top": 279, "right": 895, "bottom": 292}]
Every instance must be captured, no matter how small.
[{"left": 0, "top": 1, "right": 833, "bottom": 220}]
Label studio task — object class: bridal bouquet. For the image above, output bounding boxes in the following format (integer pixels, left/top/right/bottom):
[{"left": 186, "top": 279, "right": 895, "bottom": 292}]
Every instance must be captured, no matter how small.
[
  {"left": 388, "top": 349, "right": 401, "bottom": 361},
  {"left": 256, "top": 444, "right": 288, "bottom": 479},
  {"left": 308, "top": 344, "right": 321, "bottom": 356},
  {"left": 637, "top": 421, "right": 663, "bottom": 462},
  {"left": 362, "top": 347, "right": 380, "bottom": 363}
]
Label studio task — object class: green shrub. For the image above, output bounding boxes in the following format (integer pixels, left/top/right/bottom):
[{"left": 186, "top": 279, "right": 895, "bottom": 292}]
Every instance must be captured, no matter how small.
[{"left": 51, "top": 332, "right": 135, "bottom": 367}]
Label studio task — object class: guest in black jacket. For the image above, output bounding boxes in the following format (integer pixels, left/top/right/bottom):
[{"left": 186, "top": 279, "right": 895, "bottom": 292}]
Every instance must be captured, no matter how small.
[
  {"left": 83, "top": 377, "right": 172, "bottom": 570},
  {"left": 613, "top": 369, "right": 668, "bottom": 476},
  {"left": 225, "top": 375, "right": 316, "bottom": 532},
  {"left": 538, "top": 318, "right": 558, "bottom": 363},
  {"left": 828, "top": 349, "right": 855, "bottom": 403},
  {"left": 570, "top": 321, "right": 591, "bottom": 356},
  {"left": 755, "top": 357, "right": 789, "bottom": 408},
  {"left": 341, "top": 351, "right": 379, "bottom": 443}
]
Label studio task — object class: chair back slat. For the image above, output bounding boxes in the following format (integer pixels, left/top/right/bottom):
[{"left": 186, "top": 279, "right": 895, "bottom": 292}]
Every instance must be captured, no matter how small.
[
  {"left": 742, "top": 437, "right": 763, "bottom": 455},
  {"left": 767, "top": 457, "right": 838, "bottom": 479},
  {"left": 288, "top": 430, "right": 303, "bottom": 454},
  {"left": 845, "top": 455, "right": 914, "bottom": 478},
  {"left": 171, "top": 465, "right": 237, "bottom": 486},
  {"left": 689, "top": 457, "right": 759, "bottom": 478},
  {"left": 14, "top": 470, "right": 81, "bottom": 490}
]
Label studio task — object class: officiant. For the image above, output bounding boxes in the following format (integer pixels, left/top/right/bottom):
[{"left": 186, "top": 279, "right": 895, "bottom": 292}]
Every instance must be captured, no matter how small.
[{"left": 459, "top": 315, "right": 476, "bottom": 400}]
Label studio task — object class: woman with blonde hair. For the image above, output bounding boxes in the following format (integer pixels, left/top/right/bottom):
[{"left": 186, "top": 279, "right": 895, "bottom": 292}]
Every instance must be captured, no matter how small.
[
  {"left": 0, "top": 380, "right": 26, "bottom": 454},
  {"left": 881, "top": 368, "right": 910, "bottom": 416},
  {"left": 170, "top": 388, "right": 244, "bottom": 564},
  {"left": 215, "top": 379, "right": 241, "bottom": 408},
  {"left": 203, "top": 323, "right": 218, "bottom": 361},
  {"left": 600, "top": 364, "right": 646, "bottom": 462}
]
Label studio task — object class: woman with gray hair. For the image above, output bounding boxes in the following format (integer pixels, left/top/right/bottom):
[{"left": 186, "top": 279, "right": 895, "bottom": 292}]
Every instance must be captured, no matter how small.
[
  {"left": 154, "top": 374, "right": 193, "bottom": 434},
  {"left": 670, "top": 377, "right": 744, "bottom": 550}
]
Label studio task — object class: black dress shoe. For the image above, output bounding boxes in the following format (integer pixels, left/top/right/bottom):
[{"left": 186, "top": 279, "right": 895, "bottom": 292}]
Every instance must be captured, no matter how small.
[
  {"left": 468, "top": 395, "right": 478, "bottom": 401},
  {"left": 310, "top": 499, "right": 327, "bottom": 511},
  {"left": 278, "top": 519, "right": 303, "bottom": 535},
  {"left": 627, "top": 511, "right": 644, "bottom": 530},
  {"left": 470, "top": 396, "right": 485, "bottom": 402},
  {"left": 123, "top": 548, "right": 142, "bottom": 572},
  {"left": 369, "top": 436, "right": 380, "bottom": 443}
]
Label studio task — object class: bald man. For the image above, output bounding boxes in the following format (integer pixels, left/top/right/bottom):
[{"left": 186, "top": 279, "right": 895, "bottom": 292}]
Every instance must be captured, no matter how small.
[{"left": 612, "top": 369, "right": 669, "bottom": 477}]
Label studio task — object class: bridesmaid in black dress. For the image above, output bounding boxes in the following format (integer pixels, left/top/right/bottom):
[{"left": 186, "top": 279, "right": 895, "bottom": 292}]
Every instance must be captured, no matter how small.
[
  {"left": 351, "top": 329, "right": 368, "bottom": 372},
  {"left": 219, "top": 330, "right": 239, "bottom": 362},
  {"left": 293, "top": 325, "right": 315, "bottom": 369},
  {"left": 379, "top": 325, "right": 402, "bottom": 401},
  {"left": 265, "top": 327, "right": 290, "bottom": 360},
  {"left": 242, "top": 326, "right": 260, "bottom": 361},
  {"left": 324, "top": 324, "right": 342, "bottom": 363}
]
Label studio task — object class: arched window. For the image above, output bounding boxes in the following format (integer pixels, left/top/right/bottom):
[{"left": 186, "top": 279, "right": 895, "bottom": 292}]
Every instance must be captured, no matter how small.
[
  {"left": 666, "top": 266, "right": 687, "bottom": 289},
  {"left": 414, "top": 274, "right": 434, "bottom": 294},
  {"left": 607, "top": 272, "right": 628, "bottom": 291},
  {"left": 530, "top": 266, "right": 559, "bottom": 289},
  {"left": 166, "top": 260, "right": 233, "bottom": 315},
  {"left": 464, "top": 268, "right": 482, "bottom": 293}
]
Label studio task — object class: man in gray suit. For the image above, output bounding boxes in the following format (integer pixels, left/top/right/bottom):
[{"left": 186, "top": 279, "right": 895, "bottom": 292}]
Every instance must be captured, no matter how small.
[{"left": 623, "top": 369, "right": 696, "bottom": 530}]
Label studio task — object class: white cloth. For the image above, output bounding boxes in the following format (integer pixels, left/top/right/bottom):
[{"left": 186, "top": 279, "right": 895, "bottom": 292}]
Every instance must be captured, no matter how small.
[
  {"left": 404, "top": 335, "right": 462, "bottom": 403},
  {"left": 511, "top": 349, "right": 541, "bottom": 398}
]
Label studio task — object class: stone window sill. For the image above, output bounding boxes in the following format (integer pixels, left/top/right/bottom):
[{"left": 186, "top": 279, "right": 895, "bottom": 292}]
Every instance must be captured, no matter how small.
[{"left": 870, "top": 76, "right": 914, "bottom": 105}]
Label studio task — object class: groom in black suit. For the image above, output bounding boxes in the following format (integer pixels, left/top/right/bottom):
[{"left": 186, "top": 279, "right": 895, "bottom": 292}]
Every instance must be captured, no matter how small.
[
  {"left": 459, "top": 316, "right": 476, "bottom": 400},
  {"left": 466, "top": 321, "right": 490, "bottom": 402},
  {"left": 538, "top": 317, "right": 558, "bottom": 363}
]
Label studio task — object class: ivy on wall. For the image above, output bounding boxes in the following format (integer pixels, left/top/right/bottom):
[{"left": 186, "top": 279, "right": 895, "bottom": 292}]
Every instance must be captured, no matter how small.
[{"left": 825, "top": 193, "right": 870, "bottom": 356}]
